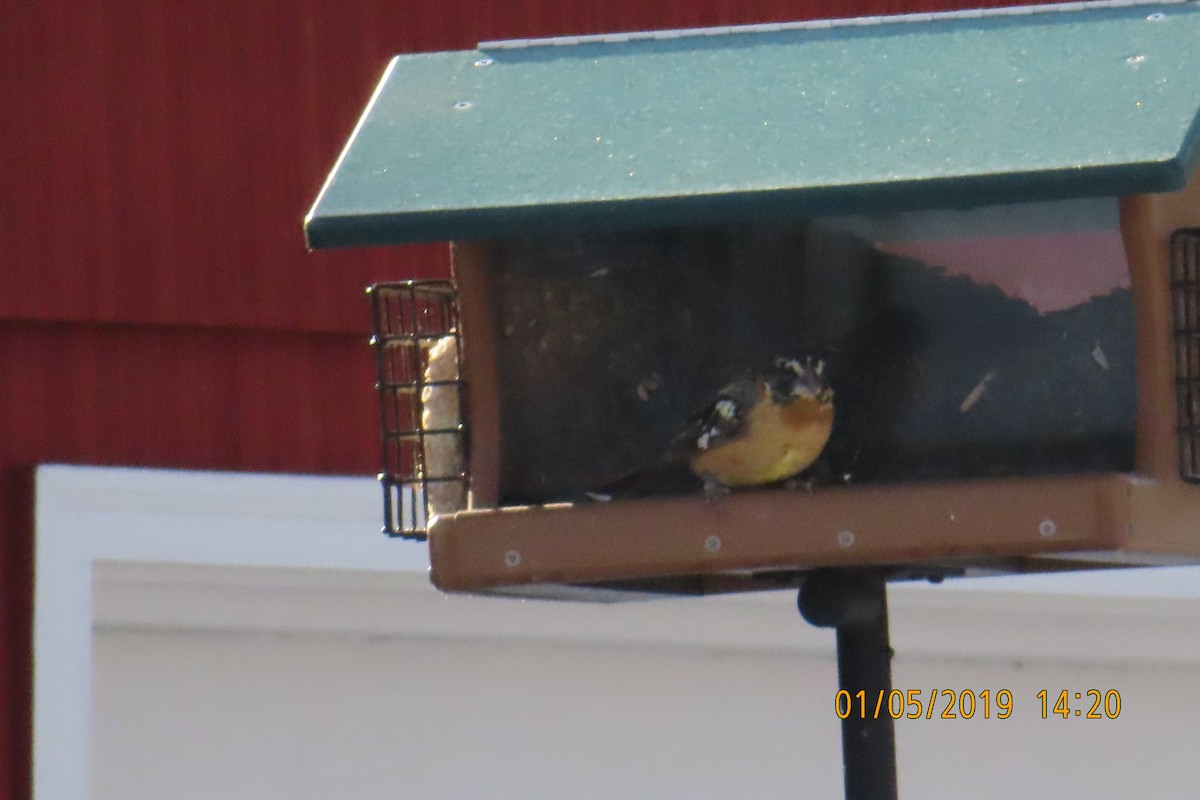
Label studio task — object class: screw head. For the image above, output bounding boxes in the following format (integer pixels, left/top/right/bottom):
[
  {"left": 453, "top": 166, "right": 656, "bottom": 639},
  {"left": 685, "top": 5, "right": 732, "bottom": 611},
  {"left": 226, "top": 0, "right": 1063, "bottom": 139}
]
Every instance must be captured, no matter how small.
[
  {"left": 1038, "top": 519, "right": 1057, "bottom": 538},
  {"left": 704, "top": 535, "right": 722, "bottom": 553},
  {"left": 503, "top": 549, "right": 522, "bottom": 567},
  {"left": 836, "top": 530, "right": 856, "bottom": 548},
  {"left": 454, "top": 100, "right": 474, "bottom": 110}
]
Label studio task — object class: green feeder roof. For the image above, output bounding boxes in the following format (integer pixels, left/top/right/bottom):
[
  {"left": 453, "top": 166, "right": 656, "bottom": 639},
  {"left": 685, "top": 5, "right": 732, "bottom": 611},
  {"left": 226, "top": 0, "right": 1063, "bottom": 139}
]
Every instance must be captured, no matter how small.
[{"left": 305, "top": 0, "right": 1200, "bottom": 248}]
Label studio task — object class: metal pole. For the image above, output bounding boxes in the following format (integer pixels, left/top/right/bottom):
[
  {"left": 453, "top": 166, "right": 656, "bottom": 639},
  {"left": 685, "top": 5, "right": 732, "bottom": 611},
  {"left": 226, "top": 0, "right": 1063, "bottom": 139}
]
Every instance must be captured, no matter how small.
[{"left": 798, "top": 570, "right": 898, "bottom": 800}]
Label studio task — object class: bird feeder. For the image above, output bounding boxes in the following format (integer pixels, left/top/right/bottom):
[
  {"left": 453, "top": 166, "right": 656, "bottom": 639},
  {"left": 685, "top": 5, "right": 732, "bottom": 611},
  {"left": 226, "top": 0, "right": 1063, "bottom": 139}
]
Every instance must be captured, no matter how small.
[{"left": 306, "top": 1, "right": 1200, "bottom": 601}]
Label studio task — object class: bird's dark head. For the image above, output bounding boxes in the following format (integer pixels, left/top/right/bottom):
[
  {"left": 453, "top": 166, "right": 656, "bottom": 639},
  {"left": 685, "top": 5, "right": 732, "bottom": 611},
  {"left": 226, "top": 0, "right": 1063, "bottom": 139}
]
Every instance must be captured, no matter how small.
[{"left": 768, "top": 356, "right": 833, "bottom": 406}]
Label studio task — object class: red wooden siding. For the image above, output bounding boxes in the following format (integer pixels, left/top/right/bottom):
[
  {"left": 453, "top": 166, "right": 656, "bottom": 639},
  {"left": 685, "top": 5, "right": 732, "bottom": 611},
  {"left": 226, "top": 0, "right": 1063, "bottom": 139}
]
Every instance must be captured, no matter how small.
[
  {"left": 1, "top": 1, "right": 1046, "bottom": 796},
  {"left": 0, "top": 321, "right": 380, "bottom": 474},
  {"left": 0, "top": 469, "right": 33, "bottom": 800}
]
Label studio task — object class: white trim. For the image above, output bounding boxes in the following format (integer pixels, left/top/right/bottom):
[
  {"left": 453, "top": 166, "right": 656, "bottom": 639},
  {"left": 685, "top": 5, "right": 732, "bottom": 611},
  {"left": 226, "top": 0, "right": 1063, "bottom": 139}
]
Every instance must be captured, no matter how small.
[
  {"left": 33, "top": 464, "right": 1200, "bottom": 799},
  {"left": 33, "top": 465, "right": 423, "bottom": 800},
  {"left": 92, "top": 560, "right": 1200, "bottom": 667}
]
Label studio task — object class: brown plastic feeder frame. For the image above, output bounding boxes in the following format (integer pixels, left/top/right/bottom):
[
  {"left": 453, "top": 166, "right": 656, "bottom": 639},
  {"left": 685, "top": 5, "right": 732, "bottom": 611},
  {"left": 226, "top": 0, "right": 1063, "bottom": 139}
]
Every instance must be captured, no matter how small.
[{"left": 429, "top": 173, "right": 1200, "bottom": 598}]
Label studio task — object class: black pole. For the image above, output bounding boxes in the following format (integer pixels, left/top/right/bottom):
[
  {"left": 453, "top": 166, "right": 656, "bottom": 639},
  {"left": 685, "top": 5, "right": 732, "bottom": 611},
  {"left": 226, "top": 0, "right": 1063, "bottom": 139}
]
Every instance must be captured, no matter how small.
[{"left": 798, "top": 570, "right": 898, "bottom": 800}]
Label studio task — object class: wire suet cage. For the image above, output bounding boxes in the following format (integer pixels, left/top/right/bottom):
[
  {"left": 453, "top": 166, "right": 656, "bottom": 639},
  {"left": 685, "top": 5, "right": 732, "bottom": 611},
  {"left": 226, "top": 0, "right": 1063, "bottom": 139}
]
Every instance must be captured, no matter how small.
[
  {"left": 368, "top": 281, "right": 468, "bottom": 539},
  {"left": 1173, "top": 230, "right": 1200, "bottom": 481}
]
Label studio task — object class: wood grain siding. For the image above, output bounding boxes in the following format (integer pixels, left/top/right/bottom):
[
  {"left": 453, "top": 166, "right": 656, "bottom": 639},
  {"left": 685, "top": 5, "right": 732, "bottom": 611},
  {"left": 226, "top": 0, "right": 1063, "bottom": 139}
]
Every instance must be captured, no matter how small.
[
  {"left": 0, "top": 322, "right": 380, "bottom": 475},
  {"left": 0, "top": 469, "right": 33, "bottom": 800}
]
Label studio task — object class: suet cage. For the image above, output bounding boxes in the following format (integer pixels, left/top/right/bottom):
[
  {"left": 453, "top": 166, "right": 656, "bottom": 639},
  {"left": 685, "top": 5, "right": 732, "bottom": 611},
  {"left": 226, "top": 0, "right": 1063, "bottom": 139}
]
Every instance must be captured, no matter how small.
[
  {"left": 1172, "top": 229, "right": 1200, "bottom": 479},
  {"left": 310, "top": 1, "right": 1200, "bottom": 600},
  {"left": 368, "top": 281, "right": 467, "bottom": 538}
]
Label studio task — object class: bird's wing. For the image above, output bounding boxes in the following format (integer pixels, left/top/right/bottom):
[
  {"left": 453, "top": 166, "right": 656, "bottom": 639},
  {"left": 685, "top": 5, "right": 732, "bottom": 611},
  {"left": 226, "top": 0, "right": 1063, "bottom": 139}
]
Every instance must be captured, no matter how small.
[{"left": 669, "top": 376, "right": 762, "bottom": 459}]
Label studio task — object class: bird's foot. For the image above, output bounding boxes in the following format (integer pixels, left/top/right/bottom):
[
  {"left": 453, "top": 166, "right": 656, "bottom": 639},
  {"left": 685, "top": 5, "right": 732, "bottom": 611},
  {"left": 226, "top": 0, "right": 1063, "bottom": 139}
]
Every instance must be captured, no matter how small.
[
  {"left": 702, "top": 477, "right": 731, "bottom": 504},
  {"left": 783, "top": 476, "right": 817, "bottom": 493}
]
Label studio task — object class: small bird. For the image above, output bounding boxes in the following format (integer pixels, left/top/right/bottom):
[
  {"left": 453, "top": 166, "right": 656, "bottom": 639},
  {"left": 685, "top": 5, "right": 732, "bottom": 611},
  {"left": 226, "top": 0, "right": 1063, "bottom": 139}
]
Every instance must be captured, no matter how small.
[
  {"left": 681, "top": 356, "right": 835, "bottom": 498},
  {"left": 595, "top": 356, "right": 835, "bottom": 501}
]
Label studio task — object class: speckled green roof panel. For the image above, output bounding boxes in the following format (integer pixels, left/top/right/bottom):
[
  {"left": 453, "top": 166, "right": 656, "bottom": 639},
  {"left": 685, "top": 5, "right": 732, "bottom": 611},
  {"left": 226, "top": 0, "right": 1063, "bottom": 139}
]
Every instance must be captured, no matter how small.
[{"left": 305, "top": 1, "right": 1200, "bottom": 248}]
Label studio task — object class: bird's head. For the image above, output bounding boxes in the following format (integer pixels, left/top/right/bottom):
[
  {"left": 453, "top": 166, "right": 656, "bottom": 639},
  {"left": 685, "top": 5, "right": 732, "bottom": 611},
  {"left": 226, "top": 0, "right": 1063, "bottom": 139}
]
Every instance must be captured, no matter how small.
[{"left": 767, "top": 356, "right": 834, "bottom": 406}]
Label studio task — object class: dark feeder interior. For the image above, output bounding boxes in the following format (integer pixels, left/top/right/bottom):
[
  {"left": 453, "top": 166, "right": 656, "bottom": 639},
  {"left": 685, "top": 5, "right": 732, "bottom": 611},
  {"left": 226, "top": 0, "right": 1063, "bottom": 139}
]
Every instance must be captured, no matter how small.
[{"left": 486, "top": 200, "right": 1136, "bottom": 506}]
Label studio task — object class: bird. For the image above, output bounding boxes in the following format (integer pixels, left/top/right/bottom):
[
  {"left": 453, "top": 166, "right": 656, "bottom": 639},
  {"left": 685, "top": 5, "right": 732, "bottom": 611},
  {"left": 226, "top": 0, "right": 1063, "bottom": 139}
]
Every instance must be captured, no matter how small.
[
  {"left": 681, "top": 356, "right": 835, "bottom": 498},
  {"left": 599, "top": 356, "right": 835, "bottom": 501}
]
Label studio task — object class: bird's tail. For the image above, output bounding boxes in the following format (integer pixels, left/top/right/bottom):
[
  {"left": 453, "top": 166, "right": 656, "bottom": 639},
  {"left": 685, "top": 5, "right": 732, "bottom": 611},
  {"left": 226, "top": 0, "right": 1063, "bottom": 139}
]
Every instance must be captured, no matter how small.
[{"left": 590, "top": 461, "right": 702, "bottom": 501}]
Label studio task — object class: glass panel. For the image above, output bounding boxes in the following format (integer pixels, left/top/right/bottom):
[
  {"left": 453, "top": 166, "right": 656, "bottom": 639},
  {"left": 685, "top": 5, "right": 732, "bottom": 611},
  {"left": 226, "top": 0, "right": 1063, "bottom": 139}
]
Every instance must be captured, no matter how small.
[{"left": 488, "top": 200, "right": 1135, "bottom": 504}]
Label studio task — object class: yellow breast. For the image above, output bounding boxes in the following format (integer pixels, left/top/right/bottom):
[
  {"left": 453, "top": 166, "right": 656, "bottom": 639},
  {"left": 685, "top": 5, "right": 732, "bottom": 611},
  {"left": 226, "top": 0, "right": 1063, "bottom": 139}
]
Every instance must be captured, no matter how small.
[{"left": 689, "top": 394, "right": 834, "bottom": 488}]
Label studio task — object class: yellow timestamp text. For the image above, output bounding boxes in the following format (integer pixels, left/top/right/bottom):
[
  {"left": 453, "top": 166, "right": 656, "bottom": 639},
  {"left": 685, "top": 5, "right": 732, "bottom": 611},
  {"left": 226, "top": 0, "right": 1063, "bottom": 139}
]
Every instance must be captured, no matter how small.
[
  {"left": 833, "top": 689, "right": 1124, "bottom": 720},
  {"left": 1037, "top": 689, "right": 1122, "bottom": 719},
  {"left": 834, "top": 689, "right": 1014, "bottom": 720}
]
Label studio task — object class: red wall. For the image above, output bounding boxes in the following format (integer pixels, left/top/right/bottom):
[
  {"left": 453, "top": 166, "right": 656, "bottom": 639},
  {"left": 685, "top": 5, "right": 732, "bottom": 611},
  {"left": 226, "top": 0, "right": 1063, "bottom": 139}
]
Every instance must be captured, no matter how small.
[{"left": 0, "top": 1, "right": 1041, "bottom": 795}]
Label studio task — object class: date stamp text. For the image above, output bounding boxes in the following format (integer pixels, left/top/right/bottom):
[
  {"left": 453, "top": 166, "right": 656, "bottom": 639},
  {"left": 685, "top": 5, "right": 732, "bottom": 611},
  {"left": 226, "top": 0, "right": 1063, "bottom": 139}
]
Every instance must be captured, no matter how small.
[{"left": 833, "top": 689, "right": 1122, "bottom": 720}]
